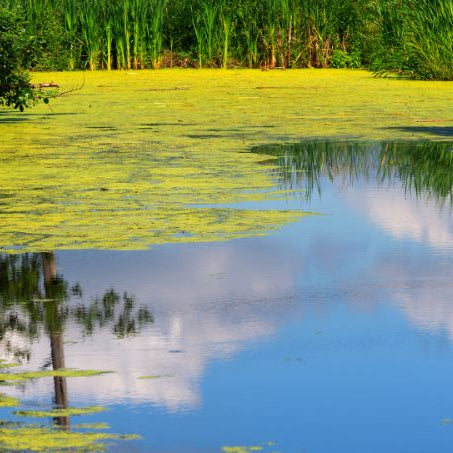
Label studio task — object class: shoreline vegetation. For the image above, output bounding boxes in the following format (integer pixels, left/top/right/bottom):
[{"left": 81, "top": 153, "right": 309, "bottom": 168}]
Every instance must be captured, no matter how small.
[
  {"left": 3, "top": 0, "right": 453, "bottom": 78},
  {"left": 3, "top": 0, "right": 453, "bottom": 109}
]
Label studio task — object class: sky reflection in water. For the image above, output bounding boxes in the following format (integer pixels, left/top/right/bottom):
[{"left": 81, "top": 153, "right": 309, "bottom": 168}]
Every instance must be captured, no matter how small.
[{"left": 1, "top": 141, "right": 453, "bottom": 452}]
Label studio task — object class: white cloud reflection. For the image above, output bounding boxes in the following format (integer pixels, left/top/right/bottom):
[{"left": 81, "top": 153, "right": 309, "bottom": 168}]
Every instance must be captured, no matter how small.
[
  {"left": 348, "top": 185, "right": 453, "bottom": 250},
  {"left": 344, "top": 183, "right": 453, "bottom": 339},
  {"left": 10, "top": 240, "right": 302, "bottom": 411}
]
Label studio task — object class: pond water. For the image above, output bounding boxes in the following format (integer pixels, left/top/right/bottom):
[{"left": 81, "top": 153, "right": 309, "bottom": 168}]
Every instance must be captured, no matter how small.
[{"left": 1, "top": 140, "right": 453, "bottom": 452}]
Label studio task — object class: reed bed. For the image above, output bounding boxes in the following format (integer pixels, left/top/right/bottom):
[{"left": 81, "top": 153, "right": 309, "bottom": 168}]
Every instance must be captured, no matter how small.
[
  {"left": 8, "top": 0, "right": 362, "bottom": 70},
  {"left": 3, "top": 0, "right": 453, "bottom": 78}
]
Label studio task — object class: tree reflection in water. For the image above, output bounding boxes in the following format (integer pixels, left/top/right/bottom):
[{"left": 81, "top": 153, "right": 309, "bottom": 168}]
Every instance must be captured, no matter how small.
[{"left": 0, "top": 251, "right": 152, "bottom": 442}]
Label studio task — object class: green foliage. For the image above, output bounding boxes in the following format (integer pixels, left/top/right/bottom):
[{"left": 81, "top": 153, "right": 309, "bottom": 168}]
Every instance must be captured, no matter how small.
[
  {"left": 0, "top": 4, "right": 58, "bottom": 110},
  {"left": 0, "top": 5, "right": 35, "bottom": 110},
  {"left": 0, "top": 0, "right": 368, "bottom": 71},
  {"left": 361, "top": 0, "right": 407, "bottom": 70},
  {"left": 403, "top": 0, "right": 453, "bottom": 79},
  {"left": 331, "top": 50, "right": 361, "bottom": 68},
  {"left": 192, "top": 0, "right": 220, "bottom": 67},
  {"left": 363, "top": 0, "right": 453, "bottom": 79},
  {"left": 18, "top": 0, "right": 68, "bottom": 70},
  {"left": 3, "top": 0, "right": 453, "bottom": 77}
]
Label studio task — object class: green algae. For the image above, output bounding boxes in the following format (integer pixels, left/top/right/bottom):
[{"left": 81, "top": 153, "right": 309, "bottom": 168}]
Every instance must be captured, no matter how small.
[
  {"left": 221, "top": 441, "right": 279, "bottom": 452},
  {"left": 73, "top": 423, "right": 110, "bottom": 430},
  {"left": 0, "top": 425, "right": 140, "bottom": 452},
  {"left": 0, "top": 396, "right": 138, "bottom": 452},
  {"left": 3, "top": 69, "right": 453, "bottom": 252},
  {"left": 0, "top": 361, "right": 20, "bottom": 370},
  {"left": 14, "top": 406, "right": 106, "bottom": 418},
  {"left": 0, "top": 394, "right": 19, "bottom": 407},
  {"left": 0, "top": 369, "right": 113, "bottom": 382},
  {"left": 222, "top": 447, "right": 263, "bottom": 453},
  {"left": 0, "top": 366, "right": 136, "bottom": 452}
]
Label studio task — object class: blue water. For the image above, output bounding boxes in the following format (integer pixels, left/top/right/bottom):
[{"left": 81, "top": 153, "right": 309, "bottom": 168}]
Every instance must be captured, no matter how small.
[{"left": 2, "top": 141, "right": 453, "bottom": 452}]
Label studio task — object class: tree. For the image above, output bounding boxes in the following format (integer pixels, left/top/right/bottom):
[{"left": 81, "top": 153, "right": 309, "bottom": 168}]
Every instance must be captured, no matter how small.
[{"left": 0, "top": 5, "right": 42, "bottom": 111}]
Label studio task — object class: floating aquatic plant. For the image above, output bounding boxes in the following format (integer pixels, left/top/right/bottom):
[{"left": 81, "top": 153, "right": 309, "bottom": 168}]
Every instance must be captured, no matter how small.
[
  {"left": 0, "top": 394, "right": 19, "bottom": 407},
  {"left": 222, "top": 446, "right": 264, "bottom": 453},
  {"left": 0, "top": 425, "right": 140, "bottom": 452},
  {"left": 0, "top": 369, "right": 113, "bottom": 382},
  {"left": 73, "top": 423, "right": 110, "bottom": 430},
  {"left": 2, "top": 69, "right": 453, "bottom": 252},
  {"left": 14, "top": 406, "right": 106, "bottom": 418},
  {"left": 0, "top": 361, "right": 20, "bottom": 370},
  {"left": 0, "top": 390, "right": 137, "bottom": 451}
]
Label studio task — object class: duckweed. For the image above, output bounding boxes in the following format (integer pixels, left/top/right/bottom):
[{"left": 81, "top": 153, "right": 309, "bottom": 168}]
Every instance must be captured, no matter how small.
[
  {"left": 222, "top": 447, "right": 264, "bottom": 453},
  {"left": 14, "top": 406, "right": 106, "bottom": 418},
  {"left": 0, "top": 361, "right": 20, "bottom": 369},
  {"left": 0, "top": 70, "right": 318, "bottom": 252},
  {"left": 0, "top": 394, "right": 19, "bottom": 407},
  {"left": 0, "top": 369, "right": 113, "bottom": 381},
  {"left": 0, "top": 426, "right": 139, "bottom": 451},
  {"left": 3, "top": 69, "right": 453, "bottom": 252},
  {"left": 73, "top": 423, "right": 110, "bottom": 430}
]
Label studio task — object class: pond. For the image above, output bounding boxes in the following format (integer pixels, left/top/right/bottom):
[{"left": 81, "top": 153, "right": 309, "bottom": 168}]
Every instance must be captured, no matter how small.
[{"left": 0, "top": 138, "right": 453, "bottom": 452}]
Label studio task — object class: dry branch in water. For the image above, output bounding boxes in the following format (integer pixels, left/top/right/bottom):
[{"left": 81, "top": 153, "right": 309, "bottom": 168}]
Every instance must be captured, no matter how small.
[{"left": 30, "top": 82, "right": 60, "bottom": 88}]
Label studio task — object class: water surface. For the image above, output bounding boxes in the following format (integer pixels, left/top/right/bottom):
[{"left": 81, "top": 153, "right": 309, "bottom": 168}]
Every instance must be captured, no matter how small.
[{"left": 1, "top": 140, "right": 453, "bottom": 452}]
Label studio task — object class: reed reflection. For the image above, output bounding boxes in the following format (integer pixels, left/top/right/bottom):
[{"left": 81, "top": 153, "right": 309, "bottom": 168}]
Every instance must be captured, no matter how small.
[{"left": 253, "top": 140, "right": 453, "bottom": 204}]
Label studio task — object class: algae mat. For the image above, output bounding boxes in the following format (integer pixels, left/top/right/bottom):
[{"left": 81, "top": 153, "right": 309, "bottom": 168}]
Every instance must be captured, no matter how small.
[{"left": 2, "top": 69, "right": 453, "bottom": 252}]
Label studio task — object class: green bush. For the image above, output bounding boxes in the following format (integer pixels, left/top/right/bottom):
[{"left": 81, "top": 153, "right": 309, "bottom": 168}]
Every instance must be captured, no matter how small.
[
  {"left": 331, "top": 49, "right": 361, "bottom": 68},
  {"left": 0, "top": 5, "right": 35, "bottom": 110}
]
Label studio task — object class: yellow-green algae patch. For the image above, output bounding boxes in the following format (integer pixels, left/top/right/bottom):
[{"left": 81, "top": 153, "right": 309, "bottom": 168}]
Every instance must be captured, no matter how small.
[
  {"left": 0, "top": 394, "right": 19, "bottom": 407},
  {"left": 73, "top": 423, "right": 110, "bottom": 430},
  {"left": 222, "top": 447, "right": 263, "bottom": 453},
  {"left": 0, "top": 369, "right": 112, "bottom": 381},
  {"left": 0, "top": 371, "right": 137, "bottom": 452},
  {"left": 0, "top": 425, "right": 140, "bottom": 452},
  {"left": 0, "top": 361, "right": 20, "bottom": 370},
  {"left": 3, "top": 69, "right": 453, "bottom": 252},
  {"left": 14, "top": 406, "right": 106, "bottom": 418}
]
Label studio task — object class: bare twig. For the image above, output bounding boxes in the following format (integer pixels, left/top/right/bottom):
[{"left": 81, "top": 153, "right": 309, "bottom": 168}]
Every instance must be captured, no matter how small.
[
  {"left": 30, "top": 82, "right": 60, "bottom": 88},
  {"left": 49, "top": 73, "right": 86, "bottom": 98}
]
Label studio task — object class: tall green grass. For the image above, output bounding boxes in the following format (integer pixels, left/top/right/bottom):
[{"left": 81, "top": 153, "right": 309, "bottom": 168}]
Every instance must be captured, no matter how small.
[
  {"left": 6, "top": 0, "right": 453, "bottom": 78},
  {"left": 6, "top": 0, "right": 365, "bottom": 70},
  {"left": 405, "top": 0, "right": 453, "bottom": 79}
]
